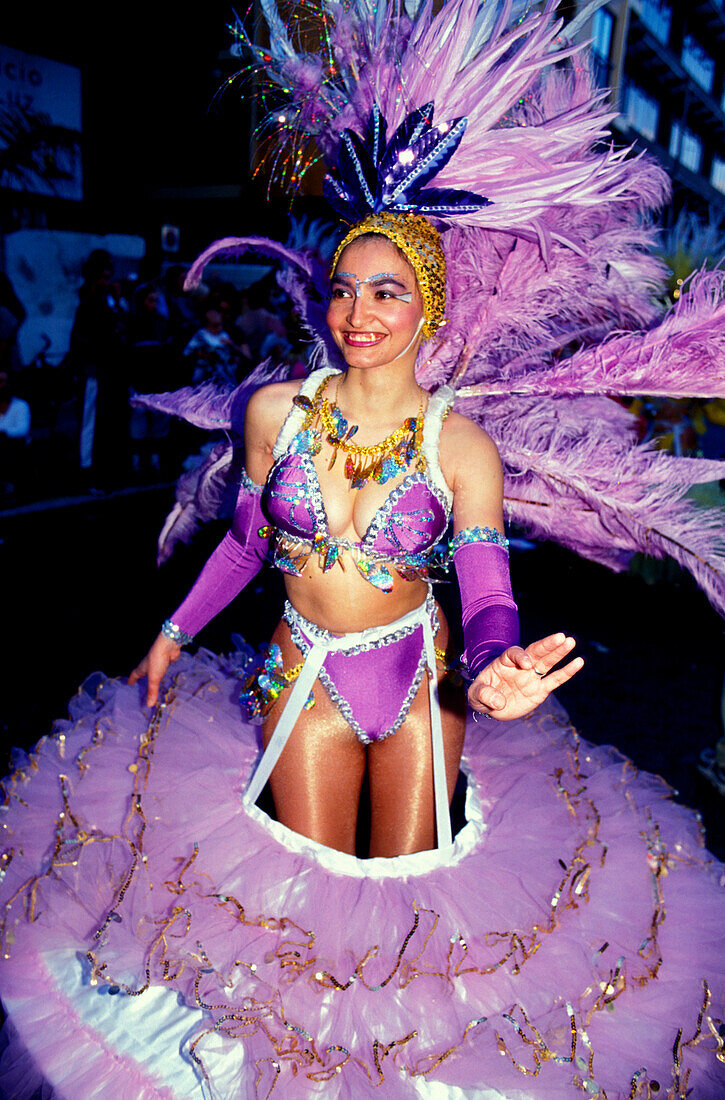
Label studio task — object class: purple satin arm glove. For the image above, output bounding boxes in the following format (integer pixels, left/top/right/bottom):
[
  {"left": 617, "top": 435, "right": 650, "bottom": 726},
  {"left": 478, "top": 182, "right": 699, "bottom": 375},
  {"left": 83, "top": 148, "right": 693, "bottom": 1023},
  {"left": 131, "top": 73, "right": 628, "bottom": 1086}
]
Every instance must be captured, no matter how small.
[
  {"left": 453, "top": 528, "right": 519, "bottom": 681},
  {"left": 169, "top": 474, "right": 269, "bottom": 639}
]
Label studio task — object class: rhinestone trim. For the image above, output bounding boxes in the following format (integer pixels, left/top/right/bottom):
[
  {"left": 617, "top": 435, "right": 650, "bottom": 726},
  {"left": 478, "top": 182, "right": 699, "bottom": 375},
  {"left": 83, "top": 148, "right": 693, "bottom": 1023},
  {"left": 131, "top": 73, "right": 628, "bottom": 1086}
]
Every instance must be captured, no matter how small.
[
  {"left": 161, "top": 619, "right": 195, "bottom": 647},
  {"left": 361, "top": 471, "right": 449, "bottom": 552},
  {"left": 240, "top": 468, "right": 264, "bottom": 496},
  {"left": 299, "top": 452, "right": 329, "bottom": 534},
  {"left": 450, "top": 525, "right": 509, "bottom": 553}
]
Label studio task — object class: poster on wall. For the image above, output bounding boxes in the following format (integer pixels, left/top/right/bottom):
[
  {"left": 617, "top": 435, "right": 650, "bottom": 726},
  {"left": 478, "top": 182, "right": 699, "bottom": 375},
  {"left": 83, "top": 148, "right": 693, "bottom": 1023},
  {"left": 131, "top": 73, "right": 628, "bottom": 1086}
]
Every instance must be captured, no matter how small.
[
  {"left": 0, "top": 45, "right": 82, "bottom": 200},
  {"left": 6, "top": 230, "right": 145, "bottom": 367}
]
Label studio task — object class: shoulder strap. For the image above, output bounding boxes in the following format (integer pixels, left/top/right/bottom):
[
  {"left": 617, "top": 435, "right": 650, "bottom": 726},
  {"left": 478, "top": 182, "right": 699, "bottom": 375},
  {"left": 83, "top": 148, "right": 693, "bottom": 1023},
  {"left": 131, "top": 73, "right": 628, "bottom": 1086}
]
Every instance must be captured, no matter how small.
[
  {"left": 421, "top": 384, "right": 455, "bottom": 507},
  {"left": 272, "top": 367, "right": 341, "bottom": 460}
]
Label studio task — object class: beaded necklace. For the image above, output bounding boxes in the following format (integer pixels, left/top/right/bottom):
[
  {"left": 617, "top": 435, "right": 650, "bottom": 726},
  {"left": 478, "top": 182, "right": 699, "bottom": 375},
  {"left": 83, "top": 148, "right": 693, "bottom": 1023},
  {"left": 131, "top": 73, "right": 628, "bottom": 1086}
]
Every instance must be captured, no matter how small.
[{"left": 293, "top": 377, "right": 425, "bottom": 489}]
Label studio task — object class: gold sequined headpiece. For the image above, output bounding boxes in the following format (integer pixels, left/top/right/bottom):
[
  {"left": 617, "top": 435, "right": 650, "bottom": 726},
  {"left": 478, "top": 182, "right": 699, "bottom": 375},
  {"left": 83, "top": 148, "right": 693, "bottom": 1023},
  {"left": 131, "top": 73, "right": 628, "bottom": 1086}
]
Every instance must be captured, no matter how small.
[{"left": 331, "top": 212, "right": 446, "bottom": 340}]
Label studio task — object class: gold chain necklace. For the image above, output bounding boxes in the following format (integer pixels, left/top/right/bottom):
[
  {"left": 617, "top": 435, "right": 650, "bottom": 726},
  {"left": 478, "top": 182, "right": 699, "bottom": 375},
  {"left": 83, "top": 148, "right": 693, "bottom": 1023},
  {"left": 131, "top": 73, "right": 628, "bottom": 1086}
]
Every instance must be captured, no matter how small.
[{"left": 300, "top": 377, "right": 426, "bottom": 488}]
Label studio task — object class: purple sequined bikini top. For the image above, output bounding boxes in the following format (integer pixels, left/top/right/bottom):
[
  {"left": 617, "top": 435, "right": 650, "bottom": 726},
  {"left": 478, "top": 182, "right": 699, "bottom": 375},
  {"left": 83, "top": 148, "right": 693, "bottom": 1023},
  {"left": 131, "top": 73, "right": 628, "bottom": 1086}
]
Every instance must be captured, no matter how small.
[{"left": 261, "top": 368, "right": 455, "bottom": 592}]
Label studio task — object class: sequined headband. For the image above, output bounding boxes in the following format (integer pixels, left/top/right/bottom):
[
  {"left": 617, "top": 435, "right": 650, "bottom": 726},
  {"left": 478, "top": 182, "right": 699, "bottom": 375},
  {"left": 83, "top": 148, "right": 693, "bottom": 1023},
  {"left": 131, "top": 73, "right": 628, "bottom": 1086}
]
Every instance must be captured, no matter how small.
[{"left": 331, "top": 212, "right": 446, "bottom": 340}]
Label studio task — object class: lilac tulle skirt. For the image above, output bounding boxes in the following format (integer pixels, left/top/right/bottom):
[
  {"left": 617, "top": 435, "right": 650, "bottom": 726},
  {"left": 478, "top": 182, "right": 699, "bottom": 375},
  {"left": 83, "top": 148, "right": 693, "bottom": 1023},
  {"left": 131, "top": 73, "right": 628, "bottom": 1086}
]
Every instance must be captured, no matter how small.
[{"left": 0, "top": 646, "right": 723, "bottom": 1099}]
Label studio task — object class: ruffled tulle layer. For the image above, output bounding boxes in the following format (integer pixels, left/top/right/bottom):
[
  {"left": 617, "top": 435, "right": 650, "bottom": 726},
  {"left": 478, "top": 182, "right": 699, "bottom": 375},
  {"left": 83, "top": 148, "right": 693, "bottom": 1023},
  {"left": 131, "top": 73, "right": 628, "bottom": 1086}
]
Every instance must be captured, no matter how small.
[{"left": 0, "top": 649, "right": 723, "bottom": 1099}]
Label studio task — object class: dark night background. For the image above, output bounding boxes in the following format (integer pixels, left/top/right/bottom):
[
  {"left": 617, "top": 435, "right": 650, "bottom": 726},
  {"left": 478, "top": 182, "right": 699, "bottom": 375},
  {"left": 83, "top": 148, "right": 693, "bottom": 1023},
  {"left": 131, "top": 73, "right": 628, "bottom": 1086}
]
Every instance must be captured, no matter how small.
[
  {"left": 1, "top": 6, "right": 724, "bottom": 860},
  {"left": 2, "top": 5, "right": 300, "bottom": 252}
]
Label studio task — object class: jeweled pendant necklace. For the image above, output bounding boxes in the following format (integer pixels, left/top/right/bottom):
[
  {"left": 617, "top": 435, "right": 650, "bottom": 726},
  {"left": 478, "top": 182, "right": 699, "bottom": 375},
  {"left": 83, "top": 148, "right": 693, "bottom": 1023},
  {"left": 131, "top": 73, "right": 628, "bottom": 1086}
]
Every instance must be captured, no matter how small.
[{"left": 299, "top": 378, "right": 425, "bottom": 489}]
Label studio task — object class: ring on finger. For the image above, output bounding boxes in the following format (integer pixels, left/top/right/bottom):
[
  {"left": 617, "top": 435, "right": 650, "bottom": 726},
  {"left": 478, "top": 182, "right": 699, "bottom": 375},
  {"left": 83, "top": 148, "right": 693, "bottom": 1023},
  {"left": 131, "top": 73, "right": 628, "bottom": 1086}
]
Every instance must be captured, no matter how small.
[{"left": 532, "top": 666, "right": 546, "bottom": 678}]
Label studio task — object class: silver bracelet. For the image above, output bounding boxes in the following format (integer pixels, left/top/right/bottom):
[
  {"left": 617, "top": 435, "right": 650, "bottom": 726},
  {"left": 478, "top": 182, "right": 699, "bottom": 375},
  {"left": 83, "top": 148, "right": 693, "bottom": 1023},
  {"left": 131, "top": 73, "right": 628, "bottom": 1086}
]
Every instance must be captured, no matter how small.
[{"left": 161, "top": 619, "right": 195, "bottom": 647}]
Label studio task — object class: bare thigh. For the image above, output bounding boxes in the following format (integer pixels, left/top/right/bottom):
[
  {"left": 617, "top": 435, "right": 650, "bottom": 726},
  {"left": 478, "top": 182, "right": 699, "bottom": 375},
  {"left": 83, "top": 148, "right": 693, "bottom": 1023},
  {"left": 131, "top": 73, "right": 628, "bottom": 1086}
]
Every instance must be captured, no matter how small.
[
  {"left": 261, "top": 620, "right": 366, "bottom": 855},
  {"left": 367, "top": 607, "right": 466, "bottom": 857}
]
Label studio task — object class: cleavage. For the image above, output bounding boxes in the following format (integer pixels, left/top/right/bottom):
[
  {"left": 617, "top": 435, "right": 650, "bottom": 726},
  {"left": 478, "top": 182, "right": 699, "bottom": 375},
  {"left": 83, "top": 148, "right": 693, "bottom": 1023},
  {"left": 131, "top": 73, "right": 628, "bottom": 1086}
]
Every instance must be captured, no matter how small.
[{"left": 311, "top": 445, "right": 417, "bottom": 542}]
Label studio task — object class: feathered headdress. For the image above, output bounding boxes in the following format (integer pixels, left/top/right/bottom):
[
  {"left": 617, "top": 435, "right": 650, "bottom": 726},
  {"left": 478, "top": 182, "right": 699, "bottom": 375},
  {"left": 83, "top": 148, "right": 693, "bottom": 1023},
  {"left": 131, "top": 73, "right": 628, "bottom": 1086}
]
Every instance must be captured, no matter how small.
[
  {"left": 141, "top": 0, "right": 725, "bottom": 615},
  {"left": 322, "top": 101, "right": 491, "bottom": 221}
]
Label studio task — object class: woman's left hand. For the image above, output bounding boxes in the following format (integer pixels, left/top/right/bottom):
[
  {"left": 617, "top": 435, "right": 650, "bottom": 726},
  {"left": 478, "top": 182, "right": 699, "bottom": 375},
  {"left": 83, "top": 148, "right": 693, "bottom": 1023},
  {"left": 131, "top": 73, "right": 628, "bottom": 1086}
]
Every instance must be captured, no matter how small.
[{"left": 467, "top": 633, "right": 583, "bottom": 721}]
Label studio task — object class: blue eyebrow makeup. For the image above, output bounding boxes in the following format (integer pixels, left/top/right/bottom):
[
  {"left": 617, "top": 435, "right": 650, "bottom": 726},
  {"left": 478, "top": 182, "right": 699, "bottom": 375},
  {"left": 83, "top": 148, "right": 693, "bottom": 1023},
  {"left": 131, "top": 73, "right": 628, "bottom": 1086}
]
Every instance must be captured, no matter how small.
[{"left": 333, "top": 271, "right": 413, "bottom": 302}]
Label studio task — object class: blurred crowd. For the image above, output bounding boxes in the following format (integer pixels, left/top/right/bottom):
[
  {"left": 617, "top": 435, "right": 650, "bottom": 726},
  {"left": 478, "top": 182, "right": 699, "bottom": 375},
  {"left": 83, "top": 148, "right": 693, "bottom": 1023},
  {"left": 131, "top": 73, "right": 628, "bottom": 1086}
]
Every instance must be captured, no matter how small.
[{"left": 0, "top": 249, "right": 308, "bottom": 504}]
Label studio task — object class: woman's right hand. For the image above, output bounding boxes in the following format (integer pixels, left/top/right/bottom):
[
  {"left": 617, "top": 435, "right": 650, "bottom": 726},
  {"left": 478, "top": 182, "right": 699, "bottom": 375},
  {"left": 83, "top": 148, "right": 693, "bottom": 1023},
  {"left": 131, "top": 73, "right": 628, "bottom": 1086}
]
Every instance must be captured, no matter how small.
[{"left": 128, "top": 634, "right": 182, "bottom": 707}]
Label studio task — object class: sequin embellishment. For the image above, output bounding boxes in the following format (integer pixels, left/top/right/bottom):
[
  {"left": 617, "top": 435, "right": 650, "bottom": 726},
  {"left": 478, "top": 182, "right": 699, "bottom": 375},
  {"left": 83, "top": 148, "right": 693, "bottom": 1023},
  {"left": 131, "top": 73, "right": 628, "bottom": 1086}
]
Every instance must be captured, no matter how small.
[
  {"left": 450, "top": 525, "right": 509, "bottom": 553},
  {"left": 264, "top": 376, "right": 453, "bottom": 590},
  {"left": 240, "top": 643, "right": 315, "bottom": 719}
]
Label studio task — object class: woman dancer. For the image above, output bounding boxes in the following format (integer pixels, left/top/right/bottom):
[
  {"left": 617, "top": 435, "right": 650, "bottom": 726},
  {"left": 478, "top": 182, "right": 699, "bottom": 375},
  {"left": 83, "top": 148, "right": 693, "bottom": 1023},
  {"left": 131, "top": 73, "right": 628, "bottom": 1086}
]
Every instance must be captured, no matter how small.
[
  {"left": 1, "top": 3, "right": 725, "bottom": 1097},
  {"left": 130, "top": 222, "right": 583, "bottom": 857}
]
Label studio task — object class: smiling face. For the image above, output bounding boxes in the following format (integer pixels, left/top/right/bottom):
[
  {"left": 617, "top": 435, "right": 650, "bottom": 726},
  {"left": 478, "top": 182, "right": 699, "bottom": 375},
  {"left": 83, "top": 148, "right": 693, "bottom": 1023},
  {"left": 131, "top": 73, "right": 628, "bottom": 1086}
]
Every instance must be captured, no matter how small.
[{"left": 326, "top": 236, "right": 425, "bottom": 372}]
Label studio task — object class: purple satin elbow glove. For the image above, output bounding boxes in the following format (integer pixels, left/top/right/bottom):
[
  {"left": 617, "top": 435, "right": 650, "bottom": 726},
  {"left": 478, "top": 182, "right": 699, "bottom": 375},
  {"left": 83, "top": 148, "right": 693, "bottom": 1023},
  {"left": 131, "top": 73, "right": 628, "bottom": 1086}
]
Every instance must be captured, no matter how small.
[
  {"left": 453, "top": 528, "right": 519, "bottom": 681},
  {"left": 169, "top": 473, "right": 269, "bottom": 639}
]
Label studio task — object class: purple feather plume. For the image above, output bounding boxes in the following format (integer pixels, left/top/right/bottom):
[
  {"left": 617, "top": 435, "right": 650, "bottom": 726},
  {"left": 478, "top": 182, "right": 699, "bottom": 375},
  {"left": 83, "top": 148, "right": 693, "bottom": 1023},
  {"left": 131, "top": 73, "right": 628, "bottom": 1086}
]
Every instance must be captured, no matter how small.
[
  {"left": 157, "top": 442, "right": 234, "bottom": 566},
  {"left": 454, "top": 270, "right": 725, "bottom": 400},
  {"left": 184, "top": 236, "right": 314, "bottom": 291},
  {"left": 240, "top": 0, "right": 663, "bottom": 247},
  {"left": 134, "top": 361, "right": 290, "bottom": 563},
  {"left": 462, "top": 393, "right": 725, "bottom": 614},
  {"left": 130, "top": 360, "right": 291, "bottom": 432},
  {"left": 131, "top": 383, "right": 237, "bottom": 432}
]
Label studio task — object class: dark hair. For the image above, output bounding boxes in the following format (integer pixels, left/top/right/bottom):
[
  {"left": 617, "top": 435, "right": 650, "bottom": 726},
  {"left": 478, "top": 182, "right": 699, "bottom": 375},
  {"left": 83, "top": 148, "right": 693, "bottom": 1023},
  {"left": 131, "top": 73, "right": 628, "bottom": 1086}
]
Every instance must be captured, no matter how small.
[{"left": 81, "top": 249, "right": 112, "bottom": 283}]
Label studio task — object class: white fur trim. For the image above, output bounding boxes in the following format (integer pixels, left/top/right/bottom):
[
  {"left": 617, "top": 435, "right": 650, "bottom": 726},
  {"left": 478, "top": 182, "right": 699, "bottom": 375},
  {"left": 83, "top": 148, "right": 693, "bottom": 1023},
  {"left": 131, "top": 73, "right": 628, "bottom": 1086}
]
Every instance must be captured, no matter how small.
[
  {"left": 272, "top": 367, "right": 341, "bottom": 459},
  {"left": 244, "top": 759, "right": 485, "bottom": 878},
  {"left": 421, "top": 384, "right": 455, "bottom": 506}
]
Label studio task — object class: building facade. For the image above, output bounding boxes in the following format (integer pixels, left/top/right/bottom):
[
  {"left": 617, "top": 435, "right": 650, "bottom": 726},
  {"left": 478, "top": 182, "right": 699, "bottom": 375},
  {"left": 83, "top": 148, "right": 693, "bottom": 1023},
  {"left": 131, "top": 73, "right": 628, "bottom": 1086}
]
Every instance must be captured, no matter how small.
[{"left": 578, "top": 0, "right": 725, "bottom": 220}]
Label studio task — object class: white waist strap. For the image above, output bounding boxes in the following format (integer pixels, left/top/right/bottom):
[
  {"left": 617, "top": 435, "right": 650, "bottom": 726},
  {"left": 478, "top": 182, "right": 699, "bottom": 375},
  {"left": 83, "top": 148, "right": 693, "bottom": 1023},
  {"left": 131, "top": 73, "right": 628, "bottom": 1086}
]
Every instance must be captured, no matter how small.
[
  {"left": 243, "top": 645, "right": 326, "bottom": 807},
  {"left": 284, "top": 595, "right": 434, "bottom": 652}
]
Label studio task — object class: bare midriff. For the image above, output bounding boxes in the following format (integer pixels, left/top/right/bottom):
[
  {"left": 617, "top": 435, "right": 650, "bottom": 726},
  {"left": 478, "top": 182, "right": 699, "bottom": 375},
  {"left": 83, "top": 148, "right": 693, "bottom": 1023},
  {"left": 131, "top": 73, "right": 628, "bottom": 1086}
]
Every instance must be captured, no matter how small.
[{"left": 282, "top": 557, "right": 430, "bottom": 635}]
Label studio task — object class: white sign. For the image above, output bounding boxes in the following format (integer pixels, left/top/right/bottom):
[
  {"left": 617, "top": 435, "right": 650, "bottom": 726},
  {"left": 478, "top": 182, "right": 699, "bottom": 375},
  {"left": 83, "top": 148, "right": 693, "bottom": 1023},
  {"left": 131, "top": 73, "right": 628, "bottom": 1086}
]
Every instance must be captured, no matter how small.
[
  {"left": 0, "top": 45, "right": 82, "bottom": 200},
  {"left": 6, "top": 229, "right": 145, "bottom": 367}
]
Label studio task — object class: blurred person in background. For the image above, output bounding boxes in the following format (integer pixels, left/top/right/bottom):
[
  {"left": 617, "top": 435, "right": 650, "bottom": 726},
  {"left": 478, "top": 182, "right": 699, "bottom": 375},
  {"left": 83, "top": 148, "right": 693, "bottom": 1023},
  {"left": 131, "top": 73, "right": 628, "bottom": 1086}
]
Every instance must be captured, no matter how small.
[
  {"left": 70, "top": 249, "right": 129, "bottom": 488},
  {"left": 162, "top": 265, "right": 199, "bottom": 353},
  {"left": 0, "top": 273, "right": 26, "bottom": 374},
  {"left": 183, "top": 307, "right": 250, "bottom": 386},
  {"left": 235, "top": 282, "right": 285, "bottom": 361},
  {"left": 127, "top": 283, "right": 175, "bottom": 477}
]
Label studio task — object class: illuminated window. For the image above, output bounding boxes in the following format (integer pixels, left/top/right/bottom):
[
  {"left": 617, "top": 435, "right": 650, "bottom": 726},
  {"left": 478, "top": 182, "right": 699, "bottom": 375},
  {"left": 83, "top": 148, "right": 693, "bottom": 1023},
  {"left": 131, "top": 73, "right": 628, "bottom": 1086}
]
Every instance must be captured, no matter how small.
[
  {"left": 623, "top": 84, "right": 660, "bottom": 142},
  {"left": 638, "top": 0, "right": 671, "bottom": 45},
  {"left": 712, "top": 157, "right": 725, "bottom": 194},
  {"left": 681, "top": 35, "right": 715, "bottom": 94},
  {"left": 669, "top": 122, "right": 703, "bottom": 173},
  {"left": 591, "top": 9, "right": 613, "bottom": 87},
  {"left": 592, "top": 8, "right": 613, "bottom": 58}
]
